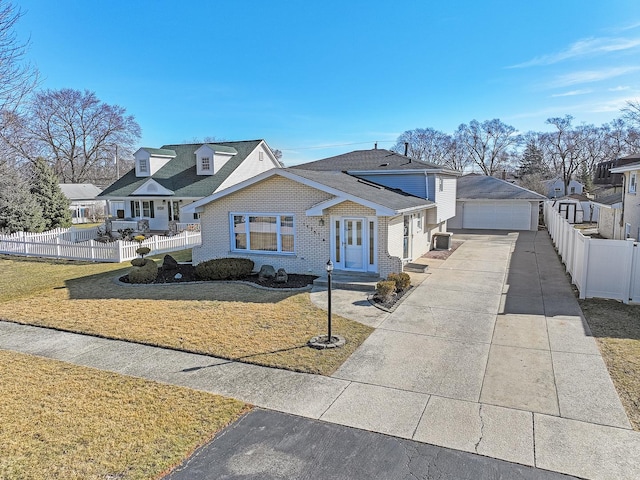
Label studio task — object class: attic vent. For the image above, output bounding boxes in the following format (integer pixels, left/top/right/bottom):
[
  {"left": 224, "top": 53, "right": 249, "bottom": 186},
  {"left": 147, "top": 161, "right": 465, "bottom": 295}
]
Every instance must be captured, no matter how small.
[{"left": 357, "top": 178, "right": 384, "bottom": 189}]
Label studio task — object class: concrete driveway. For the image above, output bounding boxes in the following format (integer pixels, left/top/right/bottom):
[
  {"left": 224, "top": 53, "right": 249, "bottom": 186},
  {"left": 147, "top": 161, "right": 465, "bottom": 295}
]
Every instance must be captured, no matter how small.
[{"left": 328, "top": 230, "right": 638, "bottom": 479}]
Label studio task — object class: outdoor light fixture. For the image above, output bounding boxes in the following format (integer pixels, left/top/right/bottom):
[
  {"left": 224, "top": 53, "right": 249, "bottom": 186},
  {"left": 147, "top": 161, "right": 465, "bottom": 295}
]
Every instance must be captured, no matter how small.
[
  {"left": 307, "top": 259, "right": 344, "bottom": 349},
  {"left": 319, "top": 218, "right": 325, "bottom": 226}
]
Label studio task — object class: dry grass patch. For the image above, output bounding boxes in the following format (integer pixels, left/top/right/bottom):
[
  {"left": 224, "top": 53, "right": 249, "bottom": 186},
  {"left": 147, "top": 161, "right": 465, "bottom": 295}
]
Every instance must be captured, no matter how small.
[
  {"left": 580, "top": 298, "right": 640, "bottom": 430},
  {"left": 0, "top": 350, "right": 249, "bottom": 480},
  {"left": 0, "top": 255, "right": 373, "bottom": 375}
]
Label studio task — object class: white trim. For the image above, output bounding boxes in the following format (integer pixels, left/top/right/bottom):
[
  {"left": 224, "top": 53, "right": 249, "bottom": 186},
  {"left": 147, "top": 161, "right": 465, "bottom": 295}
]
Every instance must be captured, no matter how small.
[
  {"left": 347, "top": 168, "right": 462, "bottom": 176},
  {"left": 131, "top": 178, "right": 175, "bottom": 196},
  {"left": 229, "top": 212, "right": 296, "bottom": 255},
  {"left": 306, "top": 197, "right": 349, "bottom": 216},
  {"left": 610, "top": 163, "right": 640, "bottom": 173}
]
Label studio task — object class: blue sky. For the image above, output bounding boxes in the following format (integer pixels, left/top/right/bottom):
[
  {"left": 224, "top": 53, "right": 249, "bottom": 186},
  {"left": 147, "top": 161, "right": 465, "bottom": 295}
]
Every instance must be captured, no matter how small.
[{"left": 15, "top": 0, "right": 640, "bottom": 165}]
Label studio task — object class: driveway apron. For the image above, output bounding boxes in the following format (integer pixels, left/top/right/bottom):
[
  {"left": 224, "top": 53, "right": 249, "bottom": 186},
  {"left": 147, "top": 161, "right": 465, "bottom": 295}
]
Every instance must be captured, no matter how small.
[{"left": 329, "top": 230, "right": 639, "bottom": 480}]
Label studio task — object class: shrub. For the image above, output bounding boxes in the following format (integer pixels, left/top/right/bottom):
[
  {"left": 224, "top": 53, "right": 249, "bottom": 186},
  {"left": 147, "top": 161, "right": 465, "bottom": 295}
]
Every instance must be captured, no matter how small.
[
  {"left": 128, "top": 258, "right": 158, "bottom": 284},
  {"left": 375, "top": 280, "right": 396, "bottom": 303},
  {"left": 195, "top": 258, "right": 254, "bottom": 281},
  {"left": 387, "top": 272, "right": 411, "bottom": 291},
  {"left": 130, "top": 257, "right": 146, "bottom": 267},
  {"left": 136, "top": 246, "right": 151, "bottom": 258}
]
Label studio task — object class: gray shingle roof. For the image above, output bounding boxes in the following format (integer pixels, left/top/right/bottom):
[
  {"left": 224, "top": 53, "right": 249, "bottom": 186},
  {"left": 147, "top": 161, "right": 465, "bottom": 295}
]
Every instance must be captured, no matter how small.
[
  {"left": 140, "top": 148, "right": 176, "bottom": 157},
  {"left": 290, "top": 169, "right": 434, "bottom": 212},
  {"left": 593, "top": 192, "right": 623, "bottom": 206},
  {"left": 59, "top": 183, "right": 103, "bottom": 200},
  {"left": 290, "top": 149, "right": 449, "bottom": 172},
  {"left": 457, "top": 174, "right": 547, "bottom": 200},
  {"left": 99, "top": 140, "right": 262, "bottom": 198}
]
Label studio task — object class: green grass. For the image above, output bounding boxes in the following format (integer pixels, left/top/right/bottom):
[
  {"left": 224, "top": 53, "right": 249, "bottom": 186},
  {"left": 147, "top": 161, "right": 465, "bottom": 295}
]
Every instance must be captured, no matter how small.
[
  {"left": 0, "top": 251, "right": 372, "bottom": 375},
  {"left": 0, "top": 350, "right": 249, "bottom": 480},
  {"left": 580, "top": 298, "right": 640, "bottom": 430}
]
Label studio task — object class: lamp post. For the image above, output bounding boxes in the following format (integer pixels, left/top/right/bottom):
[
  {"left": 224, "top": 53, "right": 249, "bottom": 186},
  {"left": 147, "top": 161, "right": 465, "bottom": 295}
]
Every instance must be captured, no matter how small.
[{"left": 326, "top": 259, "right": 333, "bottom": 344}]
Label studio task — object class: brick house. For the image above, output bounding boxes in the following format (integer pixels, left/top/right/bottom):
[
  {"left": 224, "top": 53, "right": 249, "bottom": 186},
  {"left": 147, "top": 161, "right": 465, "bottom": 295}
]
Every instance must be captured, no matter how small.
[{"left": 183, "top": 149, "right": 460, "bottom": 278}]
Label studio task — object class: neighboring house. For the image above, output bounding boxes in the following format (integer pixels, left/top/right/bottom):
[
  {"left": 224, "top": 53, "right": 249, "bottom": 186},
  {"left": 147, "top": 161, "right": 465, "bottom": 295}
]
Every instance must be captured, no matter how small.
[
  {"left": 609, "top": 160, "right": 640, "bottom": 240},
  {"left": 592, "top": 192, "right": 623, "bottom": 239},
  {"left": 98, "top": 140, "right": 281, "bottom": 231},
  {"left": 448, "top": 174, "right": 546, "bottom": 231},
  {"left": 183, "top": 149, "right": 460, "bottom": 278},
  {"left": 58, "top": 183, "right": 106, "bottom": 224},
  {"left": 594, "top": 154, "right": 640, "bottom": 190},
  {"left": 551, "top": 193, "right": 599, "bottom": 224},
  {"left": 542, "top": 178, "right": 584, "bottom": 198}
]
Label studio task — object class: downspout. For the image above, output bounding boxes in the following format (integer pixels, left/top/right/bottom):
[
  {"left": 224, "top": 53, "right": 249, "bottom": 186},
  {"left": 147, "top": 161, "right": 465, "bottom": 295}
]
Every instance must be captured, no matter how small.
[{"left": 425, "top": 172, "right": 430, "bottom": 200}]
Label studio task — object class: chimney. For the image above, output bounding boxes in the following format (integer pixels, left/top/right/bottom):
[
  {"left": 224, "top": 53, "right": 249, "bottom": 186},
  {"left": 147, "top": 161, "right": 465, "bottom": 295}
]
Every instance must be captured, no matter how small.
[
  {"left": 502, "top": 169, "right": 506, "bottom": 180},
  {"left": 374, "top": 142, "right": 377, "bottom": 150},
  {"left": 404, "top": 142, "right": 409, "bottom": 156}
]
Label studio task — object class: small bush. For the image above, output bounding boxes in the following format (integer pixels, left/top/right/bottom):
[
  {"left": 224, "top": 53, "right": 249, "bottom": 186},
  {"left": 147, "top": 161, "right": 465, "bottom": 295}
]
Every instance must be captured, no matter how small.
[
  {"left": 136, "top": 247, "right": 151, "bottom": 258},
  {"left": 195, "top": 258, "right": 254, "bottom": 281},
  {"left": 128, "top": 258, "right": 158, "bottom": 284},
  {"left": 375, "top": 280, "right": 396, "bottom": 303},
  {"left": 131, "top": 258, "right": 146, "bottom": 267},
  {"left": 387, "top": 272, "right": 411, "bottom": 291}
]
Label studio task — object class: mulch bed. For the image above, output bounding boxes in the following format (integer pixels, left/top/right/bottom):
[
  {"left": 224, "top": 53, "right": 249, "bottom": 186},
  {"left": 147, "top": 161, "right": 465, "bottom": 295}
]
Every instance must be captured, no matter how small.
[
  {"left": 119, "top": 263, "right": 318, "bottom": 289},
  {"left": 371, "top": 285, "right": 414, "bottom": 311}
]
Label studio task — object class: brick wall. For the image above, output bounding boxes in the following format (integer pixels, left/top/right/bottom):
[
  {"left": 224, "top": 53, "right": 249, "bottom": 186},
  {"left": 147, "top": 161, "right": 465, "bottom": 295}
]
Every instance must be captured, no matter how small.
[{"left": 192, "top": 175, "right": 404, "bottom": 277}]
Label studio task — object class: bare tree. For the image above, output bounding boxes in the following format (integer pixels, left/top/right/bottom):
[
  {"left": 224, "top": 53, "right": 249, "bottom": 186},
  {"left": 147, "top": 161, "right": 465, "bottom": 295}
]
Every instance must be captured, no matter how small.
[
  {"left": 391, "top": 128, "right": 451, "bottom": 164},
  {"left": 622, "top": 99, "right": 640, "bottom": 127},
  {"left": 543, "top": 116, "right": 585, "bottom": 196},
  {"left": 11, "top": 88, "right": 141, "bottom": 184},
  {"left": 0, "top": 1, "right": 37, "bottom": 113},
  {"left": 456, "top": 119, "right": 520, "bottom": 176}
]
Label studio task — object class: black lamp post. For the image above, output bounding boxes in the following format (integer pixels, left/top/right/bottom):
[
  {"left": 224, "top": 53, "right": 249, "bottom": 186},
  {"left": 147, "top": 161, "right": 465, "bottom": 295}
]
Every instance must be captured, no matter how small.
[{"left": 326, "top": 259, "right": 333, "bottom": 344}]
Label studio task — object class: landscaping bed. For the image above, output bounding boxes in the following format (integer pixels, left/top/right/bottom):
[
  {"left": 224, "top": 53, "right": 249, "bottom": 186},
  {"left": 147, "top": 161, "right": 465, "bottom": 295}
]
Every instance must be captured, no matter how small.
[{"left": 119, "top": 262, "right": 318, "bottom": 289}]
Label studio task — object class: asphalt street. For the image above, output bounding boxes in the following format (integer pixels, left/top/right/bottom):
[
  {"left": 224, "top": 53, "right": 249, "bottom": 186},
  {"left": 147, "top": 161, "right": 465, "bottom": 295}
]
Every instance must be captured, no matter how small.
[{"left": 164, "top": 409, "right": 578, "bottom": 480}]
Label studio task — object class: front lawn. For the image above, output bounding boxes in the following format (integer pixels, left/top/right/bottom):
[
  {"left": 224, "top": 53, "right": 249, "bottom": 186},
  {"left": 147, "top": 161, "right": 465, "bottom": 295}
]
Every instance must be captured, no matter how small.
[
  {"left": 0, "top": 253, "right": 373, "bottom": 375},
  {"left": 580, "top": 298, "right": 640, "bottom": 430},
  {"left": 0, "top": 350, "right": 249, "bottom": 480}
]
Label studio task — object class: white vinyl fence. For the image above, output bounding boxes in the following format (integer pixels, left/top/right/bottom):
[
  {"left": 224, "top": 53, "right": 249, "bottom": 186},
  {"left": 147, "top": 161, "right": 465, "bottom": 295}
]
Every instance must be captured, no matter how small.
[
  {"left": 544, "top": 202, "right": 640, "bottom": 303},
  {"left": 0, "top": 227, "right": 201, "bottom": 263}
]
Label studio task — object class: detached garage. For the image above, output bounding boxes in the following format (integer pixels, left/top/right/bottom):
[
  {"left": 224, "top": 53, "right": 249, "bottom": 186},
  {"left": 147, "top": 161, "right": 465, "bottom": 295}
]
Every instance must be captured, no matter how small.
[{"left": 448, "top": 174, "right": 546, "bottom": 231}]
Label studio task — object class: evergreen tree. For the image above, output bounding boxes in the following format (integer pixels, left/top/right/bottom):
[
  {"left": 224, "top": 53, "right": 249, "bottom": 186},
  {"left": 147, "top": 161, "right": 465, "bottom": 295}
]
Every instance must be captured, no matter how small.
[
  {"left": 30, "top": 158, "right": 71, "bottom": 230},
  {"left": 518, "top": 140, "right": 549, "bottom": 177},
  {"left": 0, "top": 165, "right": 45, "bottom": 233}
]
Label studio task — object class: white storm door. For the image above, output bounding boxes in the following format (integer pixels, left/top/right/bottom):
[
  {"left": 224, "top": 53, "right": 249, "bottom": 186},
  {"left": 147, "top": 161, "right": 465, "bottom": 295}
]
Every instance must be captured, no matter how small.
[{"left": 343, "top": 218, "right": 365, "bottom": 270}]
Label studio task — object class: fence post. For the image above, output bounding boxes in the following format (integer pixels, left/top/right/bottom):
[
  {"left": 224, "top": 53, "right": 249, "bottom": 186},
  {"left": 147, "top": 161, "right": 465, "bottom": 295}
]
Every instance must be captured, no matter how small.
[
  {"left": 56, "top": 237, "right": 61, "bottom": 257},
  {"left": 622, "top": 239, "right": 635, "bottom": 304},
  {"left": 579, "top": 236, "right": 590, "bottom": 299}
]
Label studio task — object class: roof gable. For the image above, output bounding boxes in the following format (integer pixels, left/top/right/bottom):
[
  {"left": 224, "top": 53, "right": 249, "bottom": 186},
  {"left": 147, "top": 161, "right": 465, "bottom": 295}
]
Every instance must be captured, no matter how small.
[
  {"left": 183, "top": 168, "right": 434, "bottom": 216},
  {"left": 131, "top": 178, "right": 175, "bottom": 196}
]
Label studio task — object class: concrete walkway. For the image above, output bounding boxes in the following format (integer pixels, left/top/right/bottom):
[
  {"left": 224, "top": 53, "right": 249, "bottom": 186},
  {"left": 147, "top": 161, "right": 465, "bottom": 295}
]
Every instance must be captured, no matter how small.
[{"left": 1, "top": 230, "right": 639, "bottom": 479}]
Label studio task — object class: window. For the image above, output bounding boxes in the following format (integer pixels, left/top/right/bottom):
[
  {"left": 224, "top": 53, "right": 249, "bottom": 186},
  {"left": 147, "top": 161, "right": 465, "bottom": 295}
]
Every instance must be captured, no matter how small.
[
  {"left": 201, "top": 157, "right": 211, "bottom": 171},
  {"left": 570, "top": 186, "right": 576, "bottom": 194},
  {"left": 259, "top": 151, "right": 264, "bottom": 161},
  {"left": 139, "top": 159, "right": 148, "bottom": 173},
  {"left": 130, "top": 200, "right": 154, "bottom": 218},
  {"left": 231, "top": 214, "right": 294, "bottom": 253},
  {"left": 629, "top": 173, "right": 637, "bottom": 194}
]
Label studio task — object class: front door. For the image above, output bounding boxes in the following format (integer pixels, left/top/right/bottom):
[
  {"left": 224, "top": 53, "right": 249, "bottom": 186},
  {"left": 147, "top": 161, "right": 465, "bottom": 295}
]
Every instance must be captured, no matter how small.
[{"left": 343, "top": 218, "right": 364, "bottom": 270}]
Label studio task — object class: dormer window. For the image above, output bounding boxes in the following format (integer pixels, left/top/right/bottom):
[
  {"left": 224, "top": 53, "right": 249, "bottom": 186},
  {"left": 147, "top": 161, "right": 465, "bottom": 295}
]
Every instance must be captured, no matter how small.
[
  {"left": 139, "top": 159, "right": 148, "bottom": 173},
  {"left": 201, "top": 157, "right": 211, "bottom": 171}
]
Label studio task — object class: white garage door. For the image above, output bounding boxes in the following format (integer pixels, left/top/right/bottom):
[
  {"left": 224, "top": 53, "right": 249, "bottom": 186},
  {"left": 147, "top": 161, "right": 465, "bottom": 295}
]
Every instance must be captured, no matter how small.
[{"left": 463, "top": 202, "right": 532, "bottom": 230}]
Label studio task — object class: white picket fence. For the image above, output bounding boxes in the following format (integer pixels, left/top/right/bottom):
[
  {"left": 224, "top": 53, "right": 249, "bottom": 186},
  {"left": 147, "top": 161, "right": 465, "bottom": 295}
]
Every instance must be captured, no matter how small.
[
  {"left": 0, "top": 227, "right": 201, "bottom": 263},
  {"left": 544, "top": 202, "right": 640, "bottom": 303}
]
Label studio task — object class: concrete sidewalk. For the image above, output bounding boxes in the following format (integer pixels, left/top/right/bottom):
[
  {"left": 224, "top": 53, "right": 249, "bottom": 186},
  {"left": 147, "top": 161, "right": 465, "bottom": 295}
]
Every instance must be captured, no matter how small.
[{"left": 1, "top": 230, "right": 639, "bottom": 479}]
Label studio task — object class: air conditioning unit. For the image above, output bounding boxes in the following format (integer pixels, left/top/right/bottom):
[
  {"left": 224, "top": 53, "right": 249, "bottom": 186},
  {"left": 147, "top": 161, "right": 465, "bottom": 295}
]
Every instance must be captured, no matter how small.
[{"left": 433, "top": 232, "right": 453, "bottom": 250}]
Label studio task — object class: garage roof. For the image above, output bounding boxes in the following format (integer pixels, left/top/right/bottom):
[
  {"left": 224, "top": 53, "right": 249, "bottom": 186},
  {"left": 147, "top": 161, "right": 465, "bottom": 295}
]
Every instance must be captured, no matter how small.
[{"left": 457, "top": 174, "right": 547, "bottom": 200}]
